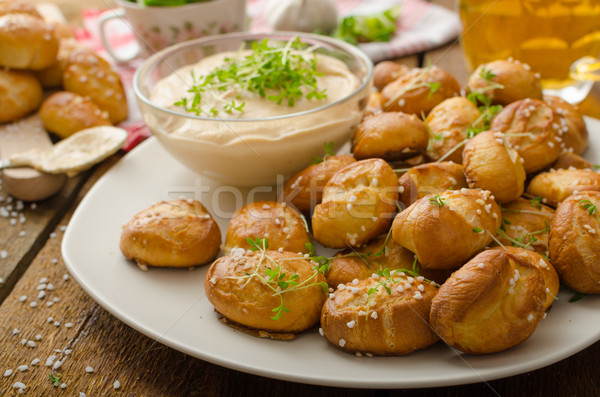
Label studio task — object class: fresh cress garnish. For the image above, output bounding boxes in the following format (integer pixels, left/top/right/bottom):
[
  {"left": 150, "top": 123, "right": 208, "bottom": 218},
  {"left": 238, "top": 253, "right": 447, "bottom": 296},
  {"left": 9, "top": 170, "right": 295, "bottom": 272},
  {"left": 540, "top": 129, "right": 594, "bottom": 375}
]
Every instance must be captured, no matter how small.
[{"left": 175, "top": 37, "right": 327, "bottom": 117}]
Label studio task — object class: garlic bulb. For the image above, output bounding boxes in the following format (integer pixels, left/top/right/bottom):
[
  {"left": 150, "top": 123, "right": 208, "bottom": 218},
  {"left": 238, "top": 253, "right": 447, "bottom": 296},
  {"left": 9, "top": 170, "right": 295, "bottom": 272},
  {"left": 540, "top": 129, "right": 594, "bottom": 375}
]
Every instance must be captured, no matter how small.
[{"left": 266, "top": 0, "right": 338, "bottom": 34}]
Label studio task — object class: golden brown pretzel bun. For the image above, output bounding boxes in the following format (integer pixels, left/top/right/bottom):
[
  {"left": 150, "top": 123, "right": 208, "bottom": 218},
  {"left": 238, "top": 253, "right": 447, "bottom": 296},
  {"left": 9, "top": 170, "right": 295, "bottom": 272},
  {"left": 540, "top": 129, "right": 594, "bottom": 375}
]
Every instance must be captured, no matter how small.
[
  {"left": 430, "top": 249, "right": 546, "bottom": 354},
  {"left": 364, "top": 91, "right": 383, "bottom": 117},
  {"left": 398, "top": 161, "right": 468, "bottom": 207},
  {"left": 326, "top": 234, "right": 453, "bottom": 288},
  {"left": 225, "top": 201, "right": 311, "bottom": 254},
  {"left": 392, "top": 189, "right": 501, "bottom": 269},
  {"left": 526, "top": 169, "right": 600, "bottom": 208},
  {"left": 494, "top": 197, "right": 554, "bottom": 256},
  {"left": 424, "top": 96, "right": 481, "bottom": 163},
  {"left": 550, "top": 191, "right": 600, "bottom": 294},
  {"left": 490, "top": 99, "right": 562, "bottom": 173},
  {"left": 36, "top": 38, "right": 89, "bottom": 88},
  {"left": 282, "top": 154, "right": 355, "bottom": 215},
  {"left": 380, "top": 66, "right": 460, "bottom": 116},
  {"left": 552, "top": 151, "right": 592, "bottom": 171},
  {"left": 205, "top": 249, "right": 327, "bottom": 334},
  {"left": 0, "top": 13, "right": 58, "bottom": 70},
  {"left": 462, "top": 130, "right": 526, "bottom": 204},
  {"left": 544, "top": 95, "right": 588, "bottom": 155},
  {"left": 0, "top": 0, "right": 41, "bottom": 18},
  {"left": 120, "top": 199, "right": 221, "bottom": 268},
  {"left": 490, "top": 246, "right": 559, "bottom": 310},
  {"left": 312, "top": 158, "right": 399, "bottom": 248},
  {"left": 321, "top": 274, "right": 439, "bottom": 355},
  {"left": 39, "top": 91, "right": 111, "bottom": 139},
  {"left": 468, "top": 59, "right": 543, "bottom": 105},
  {"left": 352, "top": 112, "right": 428, "bottom": 161},
  {"left": 372, "top": 60, "right": 408, "bottom": 91},
  {"left": 0, "top": 68, "right": 42, "bottom": 123},
  {"left": 63, "top": 50, "right": 128, "bottom": 124}
]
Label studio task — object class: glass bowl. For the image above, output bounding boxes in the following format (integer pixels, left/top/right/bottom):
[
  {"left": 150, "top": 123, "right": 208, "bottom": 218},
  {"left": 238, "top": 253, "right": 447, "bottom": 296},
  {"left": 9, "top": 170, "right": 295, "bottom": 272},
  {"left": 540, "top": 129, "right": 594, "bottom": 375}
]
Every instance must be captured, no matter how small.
[{"left": 133, "top": 32, "right": 373, "bottom": 186}]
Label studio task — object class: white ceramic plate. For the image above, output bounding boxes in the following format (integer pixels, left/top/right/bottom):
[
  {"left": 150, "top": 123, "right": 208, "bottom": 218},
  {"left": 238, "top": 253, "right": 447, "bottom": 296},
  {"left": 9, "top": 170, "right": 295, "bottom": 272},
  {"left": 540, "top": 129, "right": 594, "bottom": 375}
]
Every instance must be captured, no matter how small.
[{"left": 62, "top": 117, "right": 600, "bottom": 389}]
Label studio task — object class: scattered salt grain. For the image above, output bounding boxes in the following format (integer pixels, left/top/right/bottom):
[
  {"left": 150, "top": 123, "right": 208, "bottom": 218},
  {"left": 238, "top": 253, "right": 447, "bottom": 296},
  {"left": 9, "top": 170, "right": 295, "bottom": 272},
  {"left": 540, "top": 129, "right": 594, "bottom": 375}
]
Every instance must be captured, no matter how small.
[
  {"left": 29, "top": 302, "right": 37, "bottom": 308},
  {"left": 346, "top": 321, "right": 356, "bottom": 329},
  {"left": 19, "top": 295, "right": 26, "bottom": 302},
  {"left": 338, "top": 339, "right": 346, "bottom": 347},
  {"left": 61, "top": 383, "right": 67, "bottom": 389},
  {"left": 4, "top": 369, "right": 13, "bottom": 377},
  {"left": 85, "top": 366, "right": 94, "bottom": 373},
  {"left": 17, "top": 365, "right": 27, "bottom": 372},
  {"left": 113, "top": 380, "right": 121, "bottom": 390}
]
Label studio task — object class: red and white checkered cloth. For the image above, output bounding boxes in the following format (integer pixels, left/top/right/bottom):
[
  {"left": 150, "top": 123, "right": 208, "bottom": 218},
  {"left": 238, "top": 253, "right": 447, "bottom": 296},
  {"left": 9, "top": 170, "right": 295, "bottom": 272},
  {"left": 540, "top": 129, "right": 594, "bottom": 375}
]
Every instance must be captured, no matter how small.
[{"left": 78, "top": 0, "right": 460, "bottom": 151}]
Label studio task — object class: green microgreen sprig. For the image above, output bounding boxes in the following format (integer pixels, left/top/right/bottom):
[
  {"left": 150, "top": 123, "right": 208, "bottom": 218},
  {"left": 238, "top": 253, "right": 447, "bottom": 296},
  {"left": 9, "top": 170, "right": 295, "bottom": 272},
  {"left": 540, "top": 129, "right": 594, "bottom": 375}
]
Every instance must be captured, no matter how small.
[
  {"left": 570, "top": 292, "right": 586, "bottom": 303},
  {"left": 363, "top": 259, "right": 439, "bottom": 319},
  {"left": 174, "top": 37, "right": 327, "bottom": 117},
  {"left": 49, "top": 372, "right": 62, "bottom": 387},
  {"left": 496, "top": 223, "right": 550, "bottom": 251},
  {"left": 579, "top": 199, "right": 600, "bottom": 226},
  {"left": 428, "top": 194, "right": 447, "bottom": 207},
  {"left": 311, "top": 141, "right": 336, "bottom": 164},
  {"left": 234, "top": 237, "right": 329, "bottom": 320}
]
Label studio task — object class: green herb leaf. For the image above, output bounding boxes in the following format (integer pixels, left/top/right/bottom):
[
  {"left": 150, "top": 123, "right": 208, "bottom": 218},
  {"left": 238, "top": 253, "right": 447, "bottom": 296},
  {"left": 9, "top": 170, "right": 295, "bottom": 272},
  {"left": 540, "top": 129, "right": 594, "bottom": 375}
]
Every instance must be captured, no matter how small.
[
  {"left": 311, "top": 141, "right": 336, "bottom": 164},
  {"left": 530, "top": 196, "right": 543, "bottom": 209},
  {"left": 49, "top": 372, "right": 62, "bottom": 387},
  {"left": 570, "top": 292, "right": 586, "bottom": 303},
  {"left": 332, "top": 6, "right": 401, "bottom": 44},
  {"left": 472, "top": 227, "right": 483, "bottom": 233},
  {"left": 428, "top": 194, "right": 447, "bottom": 207}
]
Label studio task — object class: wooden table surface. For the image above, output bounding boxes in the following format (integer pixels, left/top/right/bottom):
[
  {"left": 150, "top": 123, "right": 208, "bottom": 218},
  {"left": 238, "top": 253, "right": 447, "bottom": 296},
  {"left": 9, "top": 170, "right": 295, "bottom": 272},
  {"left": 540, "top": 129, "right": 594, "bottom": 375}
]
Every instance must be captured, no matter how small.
[{"left": 1, "top": 1, "right": 599, "bottom": 396}]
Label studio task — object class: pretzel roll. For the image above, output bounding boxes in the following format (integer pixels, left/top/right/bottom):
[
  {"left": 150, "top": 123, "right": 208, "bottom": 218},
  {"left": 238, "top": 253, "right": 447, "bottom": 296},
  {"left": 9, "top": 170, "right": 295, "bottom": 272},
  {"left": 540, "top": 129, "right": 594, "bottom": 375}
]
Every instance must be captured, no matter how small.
[
  {"left": 282, "top": 154, "right": 355, "bottom": 215},
  {"left": 63, "top": 50, "right": 128, "bottom": 124},
  {"left": 495, "top": 198, "right": 554, "bottom": 256},
  {"left": 425, "top": 96, "right": 481, "bottom": 163},
  {"left": 373, "top": 60, "right": 408, "bottom": 91},
  {"left": 380, "top": 66, "right": 460, "bottom": 116},
  {"left": 225, "top": 201, "right": 310, "bottom": 254},
  {"left": 40, "top": 91, "right": 111, "bottom": 139},
  {"left": 552, "top": 151, "right": 592, "bottom": 171},
  {"left": 430, "top": 249, "right": 546, "bottom": 354},
  {"left": 490, "top": 99, "right": 561, "bottom": 173},
  {"left": 392, "top": 189, "right": 501, "bottom": 269},
  {"left": 327, "top": 234, "right": 453, "bottom": 288},
  {"left": 0, "top": 13, "right": 58, "bottom": 70},
  {"left": 36, "top": 38, "right": 90, "bottom": 88},
  {"left": 0, "top": 68, "right": 42, "bottom": 123},
  {"left": 352, "top": 112, "right": 428, "bottom": 161},
  {"left": 462, "top": 130, "right": 526, "bottom": 204},
  {"left": 544, "top": 95, "right": 588, "bottom": 155},
  {"left": 321, "top": 274, "right": 439, "bottom": 355},
  {"left": 550, "top": 191, "right": 600, "bottom": 294},
  {"left": 398, "top": 161, "right": 468, "bottom": 207},
  {"left": 526, "top": 169, "right": 600, "bottom": 208},
  {"left": 468, "top": 59, "right": 543, "bottom": 106},
  {"left": 490, "top": 246, "right": 559, "bottom": 310},
  {"left": 0, "top": 0, "right": 41, "bottom": 18},
  {"left": 364, "top": 91, "right": 383, "bottom": 117},
  {"left": 312, "top": 159, "right": 398, "bottom": 248},
  {"left": 120, "top": 199, "right": 221, "bottom": 268},
  {"left": 205, "top": 249, "right": 327, "bottom": 334}
]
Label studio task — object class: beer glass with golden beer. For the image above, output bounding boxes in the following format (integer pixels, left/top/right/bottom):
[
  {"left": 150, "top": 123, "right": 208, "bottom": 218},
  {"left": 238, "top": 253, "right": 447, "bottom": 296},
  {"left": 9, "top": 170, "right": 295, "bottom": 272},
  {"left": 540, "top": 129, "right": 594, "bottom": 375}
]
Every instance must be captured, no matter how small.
[{"left": 458, "top": 0, "right": 600, "bottom": 103}]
